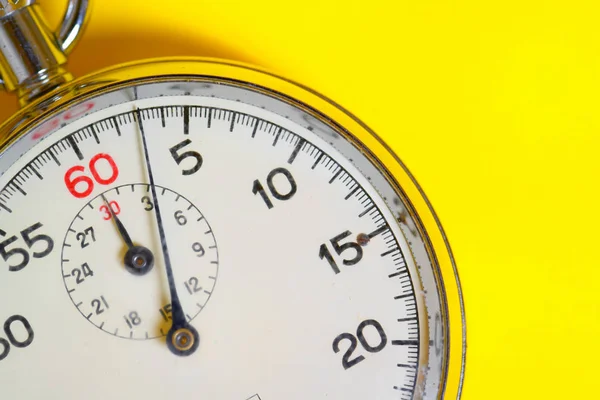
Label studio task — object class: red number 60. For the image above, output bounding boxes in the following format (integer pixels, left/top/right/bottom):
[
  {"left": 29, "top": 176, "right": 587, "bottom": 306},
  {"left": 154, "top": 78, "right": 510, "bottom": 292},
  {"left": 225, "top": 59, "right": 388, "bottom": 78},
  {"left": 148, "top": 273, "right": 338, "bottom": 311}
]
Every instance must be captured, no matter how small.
[{"left": 64, "top": 153, "right": 119, "bottom": 199}]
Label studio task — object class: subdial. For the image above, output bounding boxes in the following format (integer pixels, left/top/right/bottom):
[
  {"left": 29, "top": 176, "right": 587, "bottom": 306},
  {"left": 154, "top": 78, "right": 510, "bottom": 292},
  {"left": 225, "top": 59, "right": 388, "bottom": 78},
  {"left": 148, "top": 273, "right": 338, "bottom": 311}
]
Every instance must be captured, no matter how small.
[{"left": 61, "top": 183, "right": 219, "bottom": 340}]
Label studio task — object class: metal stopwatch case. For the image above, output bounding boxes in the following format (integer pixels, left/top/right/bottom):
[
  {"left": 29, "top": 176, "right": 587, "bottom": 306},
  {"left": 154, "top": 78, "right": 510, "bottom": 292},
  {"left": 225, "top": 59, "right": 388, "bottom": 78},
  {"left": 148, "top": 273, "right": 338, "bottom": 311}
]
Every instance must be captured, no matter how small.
[{"left": 0, "top": 1, "right": 465, "bottom": 399}]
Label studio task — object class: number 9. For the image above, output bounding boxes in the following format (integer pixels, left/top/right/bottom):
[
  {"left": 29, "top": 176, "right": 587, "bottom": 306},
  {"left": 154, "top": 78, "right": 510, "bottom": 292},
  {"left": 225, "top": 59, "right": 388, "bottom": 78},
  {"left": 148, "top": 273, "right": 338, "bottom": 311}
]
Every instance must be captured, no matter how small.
[{"left": 192, "top": 242, "right": 205, "bottom": 257}]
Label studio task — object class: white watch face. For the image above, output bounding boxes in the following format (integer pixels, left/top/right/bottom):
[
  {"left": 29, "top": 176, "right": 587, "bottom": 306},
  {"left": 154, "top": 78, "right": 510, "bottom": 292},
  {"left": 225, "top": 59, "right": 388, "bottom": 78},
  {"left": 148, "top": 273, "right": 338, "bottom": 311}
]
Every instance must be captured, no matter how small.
[{"left": 0, "top": 79, "right": 445, "bottom": 400}]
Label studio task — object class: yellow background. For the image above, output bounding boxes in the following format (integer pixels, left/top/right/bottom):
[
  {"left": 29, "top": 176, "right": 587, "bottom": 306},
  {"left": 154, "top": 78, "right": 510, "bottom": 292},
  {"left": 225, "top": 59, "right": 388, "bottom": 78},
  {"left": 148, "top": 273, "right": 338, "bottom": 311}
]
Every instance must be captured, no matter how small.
[{"left": 1, "top": 1, "right": 598, "bottom": 398}]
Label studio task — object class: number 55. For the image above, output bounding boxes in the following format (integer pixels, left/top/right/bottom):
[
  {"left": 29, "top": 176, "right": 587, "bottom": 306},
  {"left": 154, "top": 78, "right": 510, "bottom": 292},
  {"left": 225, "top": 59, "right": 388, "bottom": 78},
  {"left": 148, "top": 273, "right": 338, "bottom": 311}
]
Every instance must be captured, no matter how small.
[{"left": 0, "top": 222, "right": 54, "bottom": 272}]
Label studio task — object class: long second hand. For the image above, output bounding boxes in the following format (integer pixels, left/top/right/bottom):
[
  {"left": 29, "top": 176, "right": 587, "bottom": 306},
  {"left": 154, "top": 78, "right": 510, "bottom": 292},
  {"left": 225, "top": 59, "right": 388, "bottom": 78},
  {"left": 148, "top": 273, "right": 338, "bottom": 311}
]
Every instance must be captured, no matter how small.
[{"left": 135, "top": 107, "right": 199, "bottom": 356}]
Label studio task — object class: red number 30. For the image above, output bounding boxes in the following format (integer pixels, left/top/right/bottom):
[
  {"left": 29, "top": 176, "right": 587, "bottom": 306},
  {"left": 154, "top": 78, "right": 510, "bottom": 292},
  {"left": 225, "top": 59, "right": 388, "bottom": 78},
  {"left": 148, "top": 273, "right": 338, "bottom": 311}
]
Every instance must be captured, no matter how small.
[
  {"left": 100, "top": 201, "right": 121, "bottom": 220},
  {"left": 64, "top": 153, "right": 119, "bottom": 198}
]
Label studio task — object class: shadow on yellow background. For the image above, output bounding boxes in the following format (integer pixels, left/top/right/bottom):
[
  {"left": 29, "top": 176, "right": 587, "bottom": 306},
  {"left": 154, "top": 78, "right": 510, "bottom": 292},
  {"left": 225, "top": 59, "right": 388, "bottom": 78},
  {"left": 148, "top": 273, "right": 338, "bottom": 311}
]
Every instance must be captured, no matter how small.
[{"left": 0, "top": 29, "right": 256, "bottom": 122}]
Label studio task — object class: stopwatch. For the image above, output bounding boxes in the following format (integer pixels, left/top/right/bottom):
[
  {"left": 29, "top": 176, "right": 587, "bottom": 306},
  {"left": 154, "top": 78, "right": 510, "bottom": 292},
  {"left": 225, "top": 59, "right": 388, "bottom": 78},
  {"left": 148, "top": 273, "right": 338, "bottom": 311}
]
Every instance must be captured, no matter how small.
[{"left": 0, "top": 1, "right": 465, "bottom": 399}]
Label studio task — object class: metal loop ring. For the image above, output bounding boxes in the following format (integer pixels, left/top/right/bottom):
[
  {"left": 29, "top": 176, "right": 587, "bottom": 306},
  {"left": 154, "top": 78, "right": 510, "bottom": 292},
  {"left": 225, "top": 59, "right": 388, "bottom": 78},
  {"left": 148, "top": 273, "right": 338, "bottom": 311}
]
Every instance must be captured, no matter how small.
[
  {"left": 0, "top": 0, "right": 90, "bottom": 53},
  {"left": 57, "top": 0, "right": 91, "bottom": 55},
  {"left": 0, "top": 0, "right": 91, "bottom": 88}
]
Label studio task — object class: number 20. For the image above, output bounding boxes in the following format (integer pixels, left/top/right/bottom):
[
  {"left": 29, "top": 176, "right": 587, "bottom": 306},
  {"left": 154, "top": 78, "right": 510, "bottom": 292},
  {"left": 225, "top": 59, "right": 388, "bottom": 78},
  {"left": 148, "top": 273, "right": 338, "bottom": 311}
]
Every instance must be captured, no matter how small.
[{"left": 332, "top": 319, "right": 387, "bottom": 370}]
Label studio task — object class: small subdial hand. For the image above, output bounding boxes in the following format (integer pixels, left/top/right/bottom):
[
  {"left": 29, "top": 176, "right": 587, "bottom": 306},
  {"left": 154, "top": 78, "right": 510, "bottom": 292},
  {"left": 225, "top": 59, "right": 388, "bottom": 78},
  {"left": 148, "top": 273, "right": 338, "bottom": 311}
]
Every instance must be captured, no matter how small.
[
  {"left": 135, "top": 108, "right": 200, "bottom": 356},
  {"left": 101, "top": 194, "right": 154, "bottom": 276}
]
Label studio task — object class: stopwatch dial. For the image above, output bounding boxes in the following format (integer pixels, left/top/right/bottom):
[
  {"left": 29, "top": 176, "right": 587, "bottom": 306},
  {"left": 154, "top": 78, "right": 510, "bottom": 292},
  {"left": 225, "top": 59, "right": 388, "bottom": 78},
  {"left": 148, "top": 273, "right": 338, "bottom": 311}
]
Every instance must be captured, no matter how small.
[
  {"left": 61, "top": 184, "right": 218, "bottom": 340},
  {"left": 0, "top": 80, "right": 445, "bottom": 400}
]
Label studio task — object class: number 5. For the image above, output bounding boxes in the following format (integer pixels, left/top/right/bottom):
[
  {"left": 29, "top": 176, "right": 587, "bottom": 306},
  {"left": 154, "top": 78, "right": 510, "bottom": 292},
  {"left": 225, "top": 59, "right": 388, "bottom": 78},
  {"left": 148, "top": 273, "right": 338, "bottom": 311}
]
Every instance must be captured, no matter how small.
[{"left": 169, "top": 139, "right": 202, "bottom": 175}]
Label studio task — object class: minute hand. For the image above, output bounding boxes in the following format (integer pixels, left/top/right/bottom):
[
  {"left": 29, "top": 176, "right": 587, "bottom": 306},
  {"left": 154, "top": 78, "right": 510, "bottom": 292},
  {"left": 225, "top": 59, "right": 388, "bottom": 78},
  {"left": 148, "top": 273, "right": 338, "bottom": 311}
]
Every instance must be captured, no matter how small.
[{"left": 135, "top": 108, "right": 199, "bottom": 356}]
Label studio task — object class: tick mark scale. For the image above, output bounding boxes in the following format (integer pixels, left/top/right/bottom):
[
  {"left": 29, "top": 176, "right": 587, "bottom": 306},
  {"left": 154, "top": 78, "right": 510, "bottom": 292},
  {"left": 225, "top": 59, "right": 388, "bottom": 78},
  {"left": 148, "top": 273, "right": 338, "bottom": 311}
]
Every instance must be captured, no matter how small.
[{"left": 0, "top": 6, "right": 464, "bottom": 396}]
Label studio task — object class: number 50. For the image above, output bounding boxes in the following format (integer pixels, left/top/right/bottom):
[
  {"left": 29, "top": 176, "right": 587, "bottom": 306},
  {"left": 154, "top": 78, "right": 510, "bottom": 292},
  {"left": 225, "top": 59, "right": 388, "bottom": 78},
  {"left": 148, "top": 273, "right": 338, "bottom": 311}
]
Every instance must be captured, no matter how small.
[{"left": 0, "top": 315, "right": 34, "bottom": 361}]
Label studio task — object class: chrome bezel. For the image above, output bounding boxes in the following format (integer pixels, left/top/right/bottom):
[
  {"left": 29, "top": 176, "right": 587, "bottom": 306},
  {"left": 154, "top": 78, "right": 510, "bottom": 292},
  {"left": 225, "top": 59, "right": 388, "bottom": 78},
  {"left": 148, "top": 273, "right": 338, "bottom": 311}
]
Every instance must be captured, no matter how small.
[{"left": 0, "top": 57, "right": 466, "bottom": 399}]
